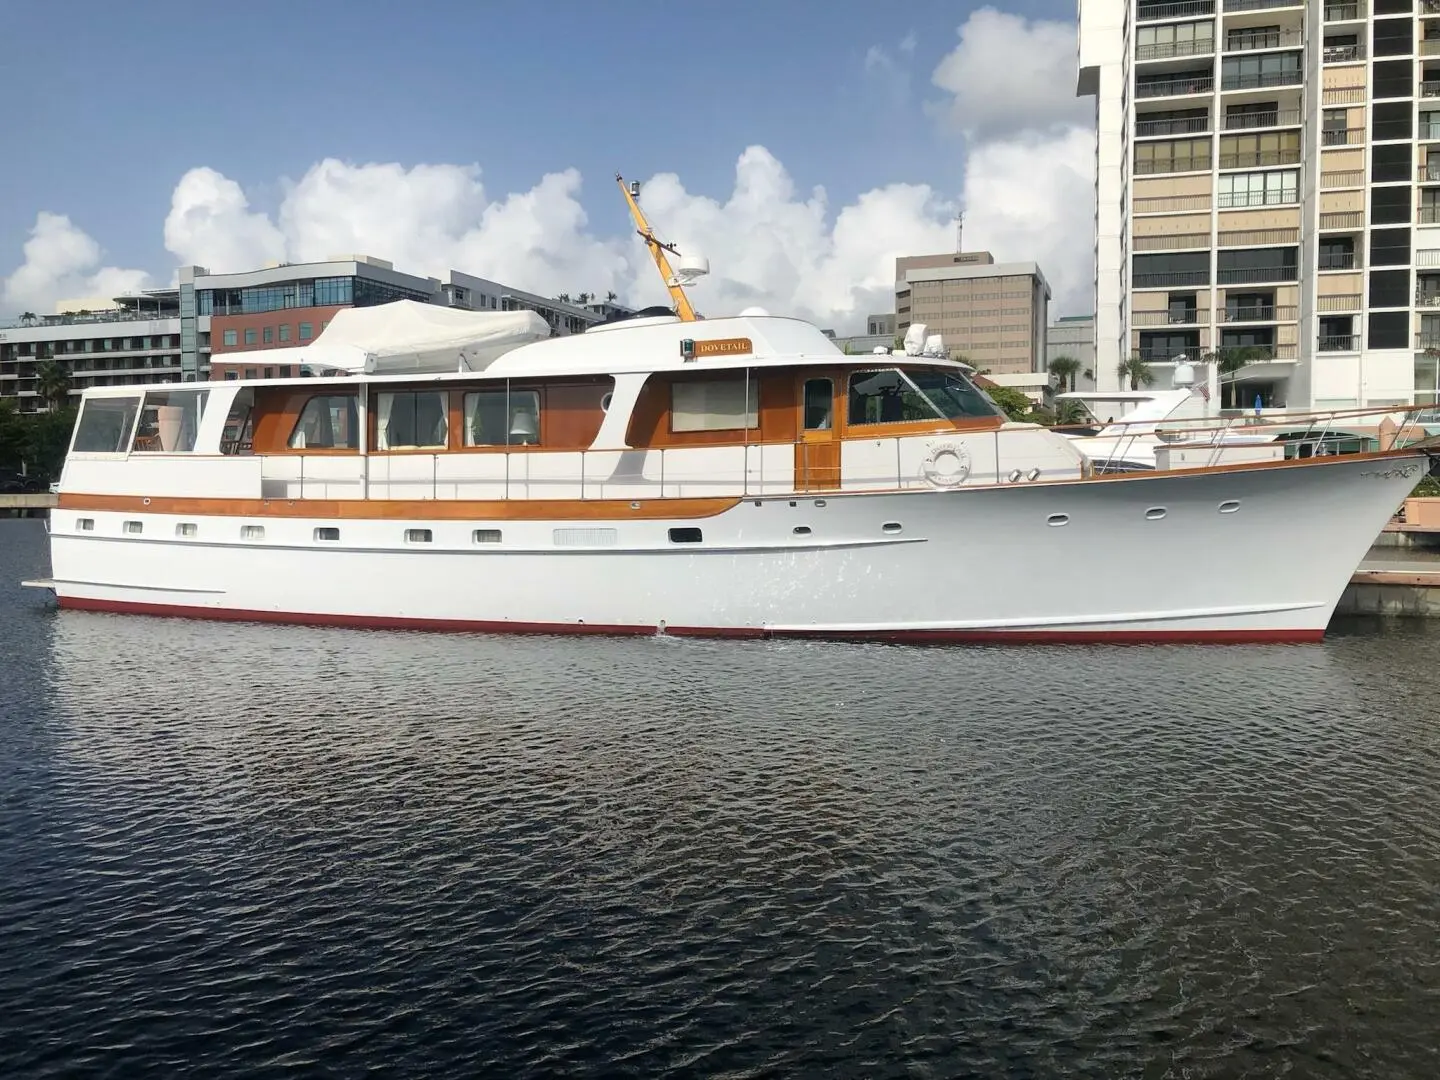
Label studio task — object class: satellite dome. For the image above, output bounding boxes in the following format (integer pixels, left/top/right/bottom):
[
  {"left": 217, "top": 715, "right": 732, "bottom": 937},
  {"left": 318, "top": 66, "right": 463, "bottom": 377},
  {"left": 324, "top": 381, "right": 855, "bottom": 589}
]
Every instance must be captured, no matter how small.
[{"left": 739, "top": 306, "right": 770, "bottom": 317}]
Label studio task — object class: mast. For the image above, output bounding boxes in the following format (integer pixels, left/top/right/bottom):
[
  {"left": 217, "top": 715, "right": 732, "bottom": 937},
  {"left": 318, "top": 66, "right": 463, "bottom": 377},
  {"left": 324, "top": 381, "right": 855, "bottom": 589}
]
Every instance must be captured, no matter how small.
[{"left": 616, "top": 173, "right": 699, "bottom": 322}]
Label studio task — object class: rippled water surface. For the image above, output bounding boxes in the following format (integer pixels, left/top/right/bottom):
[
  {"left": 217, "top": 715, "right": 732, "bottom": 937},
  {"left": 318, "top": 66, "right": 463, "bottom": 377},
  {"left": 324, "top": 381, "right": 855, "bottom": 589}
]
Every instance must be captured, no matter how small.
[{"left": 2, "top": 518, "right": 1439, "bottom": 1077}]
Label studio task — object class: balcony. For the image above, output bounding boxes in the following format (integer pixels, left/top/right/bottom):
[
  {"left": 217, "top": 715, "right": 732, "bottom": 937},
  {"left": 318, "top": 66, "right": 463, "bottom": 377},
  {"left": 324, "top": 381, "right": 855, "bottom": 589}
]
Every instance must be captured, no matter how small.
[
  {"left": 1217, "top": 190, "right": 1298, "bottom": 209},
  {"left": 1136, "top": 39, "right": 1216, "bottom": 61},
  {"left": 1136, "top": 115, "right": 1211, "bottom": 136},
  {"left": 1319, "top": 211, "right": 1365, "bottom": 229},
  {"left": 1426, "top": 0, "right": 1440, "bottom": 13},
  {"left": 1322, "top": 87, "right": 1366, "bottom": 105},
  {"left": 1221, "top": 305, "right": 1298, "bottom": 322},
  {"left": 1133, "top": 309, "right": 1211, "bottom": 326},
  {"left": 1137, "top": 0, "right": 1216, "bottom": 19},
  {"left": 1324, "top": 1, "right": 1363, "bottom": 17},
  {"left": 1419, "top": 250, "right": 1440, "bottom": 267},
  {"left": 1217, "top": 266, "right": 1299, "bottom": 284},
  {"left": 1318, "top": 293, "right": 1363, "bottom": 311},
  {"left": 1323, "top": 43, "right": 1364, "bottom": 63},
  {"left": 1133, "top": 193, "right": 1212, "bottom": 213},
  {"left": 1417, "top": 333, "right": 1440, "bottom": 349},
  {"left": 1137, "top": 75, "right": 1216, "bottom": 98},
  {"left": 1135, "top": 347, "right": 1204, "bottom": 363},
  {"left": 1221, "top": 108, "right": 1301, "bottom": 130},
  {"left": 1422, "top": 124, "right": 1440, "bottom": 141},
  {"left": 1320, "top": 252, "right": 1359, "bottom": 270},
  {"left": 1421, "top": 165, "right": 1440, "bottom": 183},
  {"left": 1423, "top": 39, "right": 1440, "bottom": 57},
  {"left": 1424, "top": 206, "right": 1440, "bottom": 224},
  {"left": 1225, "top": 29, "right": 1302, "bottom": 52},
  {"left": 1322, "top": 128, "right": 1366, "bottom": 147},
  {"left": 1212, "top": 342, "right": 1299, "bottom": 360},
  {"left": 1218, "top": 149, "right": 1303, "bottom": 168},
  {"left": 1134, "top": 232, "right": 1212, "bottom": 250},
  {"left": 1223, "top": 0, "right": 1301, "bottom": 9},
  {"left": 1318, "top": 334, "right": 1360, "bottom": 351},
  {"left": 1218, "top": 227, "right": 1300, "bottom": 246},
  {"left": 1321, "top": 169, "right": 1365, "bottom": 189},
  {"left": 1423, "top": 81, "right": 1440, "bottom": 98},
  {"left": 1133, "top": 270, "right": 1211, "bottom": 288},
  {"left": 1135, "top": 156, "right": 1213, "bottom": 175},
  {"left": 1221, "top": 70, "right": 1303, "bottom": 91}
]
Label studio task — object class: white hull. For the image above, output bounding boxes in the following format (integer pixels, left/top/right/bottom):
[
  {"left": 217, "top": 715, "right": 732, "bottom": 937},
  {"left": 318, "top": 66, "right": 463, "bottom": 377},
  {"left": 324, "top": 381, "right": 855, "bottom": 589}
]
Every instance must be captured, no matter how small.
[{"left": 45, "top": 452, "right": 1427, "bottom": 643}]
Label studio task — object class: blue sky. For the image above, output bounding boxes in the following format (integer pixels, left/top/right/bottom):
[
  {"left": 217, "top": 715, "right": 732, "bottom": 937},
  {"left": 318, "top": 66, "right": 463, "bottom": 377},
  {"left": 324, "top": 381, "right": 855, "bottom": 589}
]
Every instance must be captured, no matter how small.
[{"left": 0, "top": 0, "right": 1090, "bottom": 325}]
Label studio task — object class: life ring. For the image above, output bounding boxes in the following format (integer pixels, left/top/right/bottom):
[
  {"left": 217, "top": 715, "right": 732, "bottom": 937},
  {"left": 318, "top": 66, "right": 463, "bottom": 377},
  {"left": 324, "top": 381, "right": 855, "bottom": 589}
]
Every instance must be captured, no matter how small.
[{"left": 921, "top": 441, "right": 971, "bottom": 487}]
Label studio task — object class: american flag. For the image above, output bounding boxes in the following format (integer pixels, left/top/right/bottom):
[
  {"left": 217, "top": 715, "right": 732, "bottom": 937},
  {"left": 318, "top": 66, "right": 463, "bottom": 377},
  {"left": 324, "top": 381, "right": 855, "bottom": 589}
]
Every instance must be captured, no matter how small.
[{"left": 1196, "top": 383, "right": 1211, "bottom": 402}]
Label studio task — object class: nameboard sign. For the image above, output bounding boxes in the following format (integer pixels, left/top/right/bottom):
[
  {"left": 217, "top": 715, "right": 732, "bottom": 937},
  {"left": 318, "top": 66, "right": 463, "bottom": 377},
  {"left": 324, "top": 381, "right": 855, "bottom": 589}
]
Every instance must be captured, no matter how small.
[{"left": 693, "top": 337, "right": 753, "bottom": 357}]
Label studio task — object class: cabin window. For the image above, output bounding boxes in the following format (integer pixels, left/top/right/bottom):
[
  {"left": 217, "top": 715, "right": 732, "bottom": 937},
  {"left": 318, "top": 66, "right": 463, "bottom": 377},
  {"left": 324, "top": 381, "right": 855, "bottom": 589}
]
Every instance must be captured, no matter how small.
[
  {"left": 376, "top": 391, "right": 448, "bottom": 450},
  {"left": 71, "top": 395, "right": 141, "bottom": 453},
  {"left": 131, "top": 388, "right": 210, "bottom": 453},
  {"left": 847, "top": 367, "right": 1000, "bottom": 426},
  {"left": 671, "top": 377, "right": 758, "bottom": 432},
  {"left": 463, "top": 389, "right": 541, "bottom": 446},
  {"left": 289, "top": 394, "right": 359, "bottom": 450}
]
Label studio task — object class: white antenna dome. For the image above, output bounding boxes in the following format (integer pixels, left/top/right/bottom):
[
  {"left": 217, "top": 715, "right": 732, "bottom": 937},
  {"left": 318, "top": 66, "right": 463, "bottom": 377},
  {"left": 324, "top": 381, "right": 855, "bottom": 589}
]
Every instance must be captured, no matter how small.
[
  {"left": 1172, "top": 355, "right": 1196, "bottom": 387},
  {"left": 667, "top": 252, "right": 710, "bottom": 288},
  {"left": 739, "top": 306, "right": 770, "bottom": 317}
]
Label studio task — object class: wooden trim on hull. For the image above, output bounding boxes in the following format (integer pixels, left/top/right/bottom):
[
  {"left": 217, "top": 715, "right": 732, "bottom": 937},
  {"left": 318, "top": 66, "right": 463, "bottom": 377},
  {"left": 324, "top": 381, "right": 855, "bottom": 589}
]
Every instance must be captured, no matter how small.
[
  {"left": 55, "top": 596, "right": 1327, "bottom": 644},
  {"left": 57, "top": 493, "right": 742, "bottom": 521}
]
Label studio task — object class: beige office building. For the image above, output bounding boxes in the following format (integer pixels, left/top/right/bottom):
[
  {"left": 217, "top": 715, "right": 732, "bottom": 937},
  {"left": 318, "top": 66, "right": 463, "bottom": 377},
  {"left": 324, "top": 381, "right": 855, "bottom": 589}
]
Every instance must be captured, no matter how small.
[{"left": 894, "top": 252, "right": 1052, "bottom": 374}]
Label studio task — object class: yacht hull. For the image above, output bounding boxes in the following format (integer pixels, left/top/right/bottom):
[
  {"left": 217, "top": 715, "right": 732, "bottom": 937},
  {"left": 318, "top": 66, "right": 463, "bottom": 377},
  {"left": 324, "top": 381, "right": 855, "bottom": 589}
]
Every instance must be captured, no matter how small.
[{"left": 46, "top": 452, "right": 1427, "bottom": 643}]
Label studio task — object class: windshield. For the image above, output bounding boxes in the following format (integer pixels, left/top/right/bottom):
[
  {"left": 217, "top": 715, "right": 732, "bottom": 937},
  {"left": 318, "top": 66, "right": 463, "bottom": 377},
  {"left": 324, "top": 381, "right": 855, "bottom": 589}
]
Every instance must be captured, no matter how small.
[{"left": 847, "top": 367, "right": 1000, "bottom": 425}]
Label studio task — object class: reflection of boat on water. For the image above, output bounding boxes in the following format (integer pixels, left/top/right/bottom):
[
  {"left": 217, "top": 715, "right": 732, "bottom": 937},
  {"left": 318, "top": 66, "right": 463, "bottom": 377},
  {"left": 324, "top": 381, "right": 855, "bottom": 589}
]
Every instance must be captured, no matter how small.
[{"left": 19, "top": 175, "right": 1440, "bottom": 643}]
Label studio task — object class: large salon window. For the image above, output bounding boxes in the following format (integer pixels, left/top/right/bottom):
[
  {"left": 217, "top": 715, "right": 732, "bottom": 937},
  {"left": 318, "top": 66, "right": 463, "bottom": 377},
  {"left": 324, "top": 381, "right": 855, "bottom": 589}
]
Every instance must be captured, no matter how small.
[
  {"left": 376, "top": 391, "right": 448, "bottom": 450},
  {"left": 463, "top": 388, "right": 542, "bottom": 446},
  {"left": 131, "top": 388, "right": 210, "bottom": 453},
  {"left": 71, "top": 395, "right": 141, "bottom": 453},
  {"left": 288, "top": 393, "right": 359, "bottom": 450},
  {"left": 847, "top": 368, "right": 1000, "bottom": 426},
  {"left": 670, "top": 377, "right": 759, "bottom": 432}
]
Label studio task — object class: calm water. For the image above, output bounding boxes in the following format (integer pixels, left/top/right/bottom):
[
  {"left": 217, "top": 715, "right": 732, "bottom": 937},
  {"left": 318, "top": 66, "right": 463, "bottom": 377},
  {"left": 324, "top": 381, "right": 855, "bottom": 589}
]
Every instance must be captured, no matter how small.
[{"left": 2, "top": 518, "right": 1438, "bottom": 1078}]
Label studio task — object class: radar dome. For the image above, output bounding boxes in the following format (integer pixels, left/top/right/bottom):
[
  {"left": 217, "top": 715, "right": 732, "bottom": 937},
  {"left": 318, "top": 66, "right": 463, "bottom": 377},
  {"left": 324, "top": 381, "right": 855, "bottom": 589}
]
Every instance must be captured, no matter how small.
[{"left": 739, "top": 306, "right": 770, "bottom": 317}]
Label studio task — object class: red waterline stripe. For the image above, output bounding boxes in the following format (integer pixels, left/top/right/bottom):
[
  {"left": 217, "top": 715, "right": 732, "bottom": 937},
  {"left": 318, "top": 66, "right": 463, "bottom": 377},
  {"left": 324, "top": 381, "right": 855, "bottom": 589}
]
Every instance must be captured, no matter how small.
[{"left": 56, "top": 596, "right": 1325, "bottom": 644}]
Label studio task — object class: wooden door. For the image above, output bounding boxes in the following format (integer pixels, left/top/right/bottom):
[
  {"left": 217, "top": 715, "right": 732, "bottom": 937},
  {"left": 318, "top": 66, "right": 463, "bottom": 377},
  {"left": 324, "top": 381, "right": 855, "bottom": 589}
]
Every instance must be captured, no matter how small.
[{"left": 795, "top": 374, "right": 841, "bottom": 490}]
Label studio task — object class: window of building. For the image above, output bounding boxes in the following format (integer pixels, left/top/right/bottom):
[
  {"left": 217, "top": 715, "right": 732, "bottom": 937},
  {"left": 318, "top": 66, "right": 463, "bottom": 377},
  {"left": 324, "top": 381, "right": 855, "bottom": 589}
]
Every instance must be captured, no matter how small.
[
  {"left": 847, "top": 368, "right": 998, "bottom": 425},
  {"left": 288, "top": 394, "right": 360, "bottom": 449},
  {"left": 1167, "top": 292, "right": 1198, "bottom": 322},
  {"left": 1220, "top": 52, "right": 1302, "bottom": 91},
  {"left": 1218, "top": 169, "right": 1298, "bottom": 208},
  {"left": 1226, "top": 25, "right": 1281, "bottom": 52},
  {"left": 1217, "top": 247, "right": 1299, "bottom": 285},
  {"left": 1322, "top": 109, "right": 1350, "bottom": 145},
  {"left": 299, "top": 322, "right": 313, "bottom": 341},
  {"left": 222, "top": 329, "right": 238, "bottom": 347},
  {"left": 263, "top": 367, "right": 275, "bottom": 379},
  {"left": 1371, "top": 184, "right": 1412, "bottom": 225},
  {"left": 1369, "top": 310, "right": 1410, "bottom": 349},
  {"left": 1374, "top": 0, "right": 1413, "bottom": 13},
  {"left": 375, "top": 391, "right": 449, "bottom": 449},
  {"left": 1226, "top": 292, "right": 1276, "bottom": 321},
  {"left": 71, "top": 395, "right": 141, "bottom": 453},
  {"left": 1372, "top": 143, "right": 1413, "bottom": 182},
  {"left": 1133, "top": 136, "right": 1210, "bottom": 174},
  {"left": 263, "top": 327, "right": 274, "bottom": 344},
  {"left": 278, "top": 324, "right": 291, "bottom": 342},
  {"left": 1136, "top": 20, "right": 1213, "bottom": 59},
  {"left": 1372, "top": 58, "right": 1413, "bottom": 99},
  {"left": 1218, "top": 130, "right": 1300, "bottom": 168},
  {"left": 1224, "top": 101, "right": 1283, "bottom": 129},
  {"left": 243, "top": 328, "right": 257, "bottom": 346},
  {"left": 669, "top": 377, "right": 759, "bottom": 432},
  {"left": 461, "top": 389, "right": 541, "bottom": 445},
  {"left": 1370, "top": 227, "right": 1412, "bottom": 267},
  {"left": 1137, "top": 331, "right": 1199, "bottom": 361},
  {"left": 280, "top": 365, "right": 293, "bottom": 377},
  {"left": 1320, "top": 237, "right": 1357, "bottom": 270},
  {"left": 1372, "top": 100, "right": 1413, "bottom": 141},
  {"left": 1132, "top": 251, "right": 1209, "bottom": 288},
  {"left": 1372, "top": 17, "right": 1414, "bottom": 57}
]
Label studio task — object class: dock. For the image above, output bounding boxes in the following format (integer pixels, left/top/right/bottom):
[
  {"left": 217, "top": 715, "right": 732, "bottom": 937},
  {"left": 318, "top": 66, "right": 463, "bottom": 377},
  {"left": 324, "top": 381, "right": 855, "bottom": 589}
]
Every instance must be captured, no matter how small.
[{"left": 0, "top": 494, "right": 57, "bottom": 518}]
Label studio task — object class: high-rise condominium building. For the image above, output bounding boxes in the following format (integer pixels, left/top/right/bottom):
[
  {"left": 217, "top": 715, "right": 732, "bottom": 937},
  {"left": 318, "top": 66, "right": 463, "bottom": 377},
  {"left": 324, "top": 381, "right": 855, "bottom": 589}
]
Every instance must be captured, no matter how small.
[{"left": 1079, "top": 0, "right": 1440, "bottom": 409}]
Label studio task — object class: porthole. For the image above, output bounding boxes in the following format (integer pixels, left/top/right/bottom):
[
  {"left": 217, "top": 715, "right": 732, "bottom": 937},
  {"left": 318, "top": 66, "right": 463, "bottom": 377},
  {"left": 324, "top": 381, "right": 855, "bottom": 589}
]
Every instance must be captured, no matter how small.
[
  {"left": 123, "top": 520, "right": 143, "bottom": 535},
  {"left": 1145, "top": 507, "right": 1167, "bottom": 521},
  {"left": 314, "top": 527, "right": 340, "bottom": 542},
  {"left": 814, "top": 499, "right": 827, "bottom": 508},
  {"left": 176, "top": 523, "right": 198, "bottom": 538},
  {"left": 882, "top": 522, "right": 903, "bottom": 534},
  {"left": 1219, "top": 500, "right": 1241, "bottom": 514},
  {"left": 472, "top": 529, "right": 502, "bottom": 544},
  {"left": 406, "top": 528, "right": 434, "bottom": 543},
  {"left": 793, "top": 526, "right": 812, "bottom": 536},
  {"left": 1047, "top": 513, "right": 1070, "bottom": 527},
  {"left": 241, "top": 525, "right": 265, "bottom": 540},
  {"left": 600, "top": 392, "right": 613, "bottom": 412},
  {"left": 76, "top": 518, "right": 94, "bottom": 532},
  {"left": 668, "top": 527, "right": 702, "bottom": 543}
]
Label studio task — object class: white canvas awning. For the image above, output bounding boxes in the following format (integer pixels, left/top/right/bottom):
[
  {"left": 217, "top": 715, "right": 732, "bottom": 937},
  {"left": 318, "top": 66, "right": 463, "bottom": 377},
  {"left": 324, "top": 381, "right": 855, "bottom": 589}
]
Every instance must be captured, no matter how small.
[{"left": 299, "top": 300, "right": 551, "bottom": 375}]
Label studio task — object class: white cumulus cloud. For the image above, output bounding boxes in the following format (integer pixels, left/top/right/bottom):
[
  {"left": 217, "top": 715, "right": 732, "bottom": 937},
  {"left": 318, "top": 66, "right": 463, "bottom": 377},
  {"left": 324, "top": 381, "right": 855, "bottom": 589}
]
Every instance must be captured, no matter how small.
[{"left": 1, "top": 212, "right": 152, "bottom": 315}]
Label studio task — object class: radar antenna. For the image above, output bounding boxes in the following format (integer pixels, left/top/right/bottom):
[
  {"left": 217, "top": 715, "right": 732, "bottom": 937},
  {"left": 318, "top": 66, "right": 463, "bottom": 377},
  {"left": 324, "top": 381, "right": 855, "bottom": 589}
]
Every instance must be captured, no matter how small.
[{"left": 616, "top": 173, "right": 704, "bottom": 322}]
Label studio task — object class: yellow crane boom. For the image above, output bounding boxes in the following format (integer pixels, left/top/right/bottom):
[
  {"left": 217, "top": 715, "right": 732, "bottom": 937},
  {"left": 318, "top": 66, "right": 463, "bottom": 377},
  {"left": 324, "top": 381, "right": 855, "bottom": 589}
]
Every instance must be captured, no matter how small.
[{"left": 616, "top": 173, "right": 698, "bottom": 322}]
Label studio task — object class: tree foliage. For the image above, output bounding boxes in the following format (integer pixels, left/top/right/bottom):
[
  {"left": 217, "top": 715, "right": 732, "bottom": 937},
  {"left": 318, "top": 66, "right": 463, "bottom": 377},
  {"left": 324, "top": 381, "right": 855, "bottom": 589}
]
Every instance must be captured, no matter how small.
[{"left": 0, "top": 401, "right": 77, "bottom": 479}]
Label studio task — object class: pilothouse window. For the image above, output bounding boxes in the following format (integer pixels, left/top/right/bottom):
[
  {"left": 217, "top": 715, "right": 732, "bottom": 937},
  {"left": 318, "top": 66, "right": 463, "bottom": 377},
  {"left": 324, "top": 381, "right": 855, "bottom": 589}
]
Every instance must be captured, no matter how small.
[
  {"left": 71, "top": 396, "right": 142, "bottom": 453},
  {"left": 131, "top": 388, "right": 210, "bottom": 453},
  {"left": 847, "top": 368, "right": 1000, "bottom": 426},
  {"left": 463, "top": 389, "right": 541, "bottom": 446}
]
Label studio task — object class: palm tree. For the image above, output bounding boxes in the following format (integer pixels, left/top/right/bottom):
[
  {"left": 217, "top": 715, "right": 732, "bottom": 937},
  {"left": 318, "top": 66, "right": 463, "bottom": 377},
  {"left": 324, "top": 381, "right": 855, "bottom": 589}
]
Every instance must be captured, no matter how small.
[
  {"left": 556, "top": 293, "right": 571, "bottom": 303},
  {"left": 19, "top": 312, "right": 36, "bottom": 326},
  {"left": 1048, "top": 355, "right": 1082, "bottom": 394},
  {"left": 1117, "top": 352, "right": 1156, "bottom": 391},
  {"left": 1203, "top": 345, "right": 1271, "bottom": 409},
  {"left": 576, "top": 292, "right": 591, "bottom": 305},
  {"left": 35, "top": 359, "right": 71, "bottom": 411},
  {"left": 606, "top": 290, "right": 618, "bottom": 303}
]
